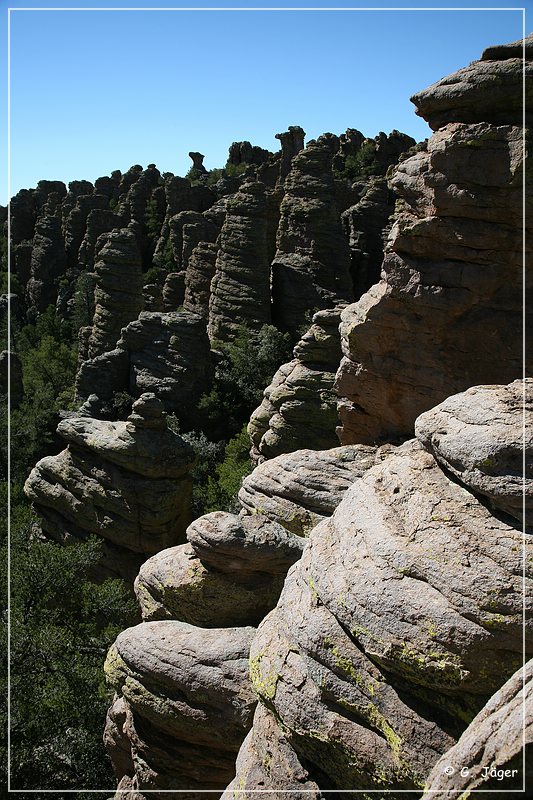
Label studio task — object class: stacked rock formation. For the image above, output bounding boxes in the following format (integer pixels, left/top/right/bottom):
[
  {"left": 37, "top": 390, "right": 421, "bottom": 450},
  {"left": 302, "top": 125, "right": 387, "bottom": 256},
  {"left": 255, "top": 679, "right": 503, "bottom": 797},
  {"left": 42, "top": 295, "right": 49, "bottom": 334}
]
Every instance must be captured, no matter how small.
[
  {"left": 275, "top": 125, "right": 306, "bottom": 178},
  {"left": 103, "top": 438, "right": 396, "bottom": 796},
  {"left": 182, "top": 240, "right": 219, "bottom": 317},
  {"left": 24, "top": 394, "right": 196, "bottom": 582},
  {"left": 336, "top": 37, "right": 532, "bottom": 444},
  {"left": 271, "top": 133, "right": 353, "bottom": 332},
  {"left": 226, "top": 380, "right": 532, "bottom": 796},
  {"left": 25, "top": 210, "right": 67, "bottom": 314},
  {"left": 86, "top": 227, "right": 145, "bottom": 359},
  {"left": 208, "top": 179, "right": 272, "bottom": 342},
  {"left": 248, "top": 308, "right": 344, "bottom": 461},
  {"left": 76, "top": 311, "right": 212, "bottom": 419}
]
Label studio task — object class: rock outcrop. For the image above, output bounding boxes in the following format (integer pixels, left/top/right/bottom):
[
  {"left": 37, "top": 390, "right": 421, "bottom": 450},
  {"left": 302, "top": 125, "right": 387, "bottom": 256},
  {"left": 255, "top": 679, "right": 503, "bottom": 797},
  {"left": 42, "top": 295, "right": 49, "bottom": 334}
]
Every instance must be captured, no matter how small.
[
  {"left": 24, "top": 394, "right": 195, "bottom": 582},
  {"left": 76, "top": 311, "right": 212, "bottom": 419},
  {"left": 182, "top": 241, "right": 219, "bottom": 318},
  {"left": 104, "top": 621, "right": 256, "bottom": 798},
  {"left": 227, "top": 380, "right": 532, "bottom": 795},
  {"left": 86, "top": 227, "right": 144, "bottom": 359},
  {"left": 275, "top": 125, "right": 306, "bottom": 178},
  {"left": 135, "top": 511, "right": 304, "bottom": 628},
  {"left": 208, "top": 179, "right": 272, "bottom": 342},
  {"left": 25, "top": 213, "right": 67, "bottom": 314},
  {"left": 336, "top": 38, "right": 531, "bottom": 444},
  {"left": 248, "top": 308, "right": 344, "bottom": 460},
  {"left": 271, "top": 134, "right": 353, "bottom": 332},
  {"left": 422, "top": 659, "right": 532, "bottom": 798}
]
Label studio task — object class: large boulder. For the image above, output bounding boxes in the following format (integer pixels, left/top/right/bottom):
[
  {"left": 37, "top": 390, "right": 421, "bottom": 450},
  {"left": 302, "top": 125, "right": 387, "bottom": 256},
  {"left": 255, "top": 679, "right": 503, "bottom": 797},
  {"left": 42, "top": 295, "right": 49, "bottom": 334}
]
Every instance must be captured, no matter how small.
[{"left": 104, "top": 621, "right": 256, "bottom": 797}]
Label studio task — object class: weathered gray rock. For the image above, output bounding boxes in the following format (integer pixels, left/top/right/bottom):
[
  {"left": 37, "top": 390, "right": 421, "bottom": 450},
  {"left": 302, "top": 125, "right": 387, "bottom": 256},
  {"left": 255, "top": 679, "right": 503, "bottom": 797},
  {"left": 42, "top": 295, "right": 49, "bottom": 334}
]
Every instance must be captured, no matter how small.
[
  {"left": 413, "top": 34, "right": 533, "bottom": 131},
  {"left": 275, "top": 125, "right": 306, "bottom": 178},
  {"left": 271, "top": 134, "right": 353, "bottom": 332},
  {"left": 416, "top": 380, "right": 532, "bottom": 527},
  {"left": 231, "top": 427, "right": 532, "bottom": 793},
  {"left": 24, "top": 394, "right": 195, "bottom": 581},
  {"left": 64, "top": 193, "right": 108, "bottom": 268},
  {"left": 182, "top": 241, "right": 219, "bottom": 317},
  {"left": 208, "top": 179, "right": 272, "bottom": 342},
  {"left": 422, "top": 659, "right": 532, "bottom": 798},
  {"left": 248, "top": 308, "right": 344, "bottom": 460},
  {"left": 188, "top": 151, "right": 207, "bottom": 174},
  {"left": 25, "top": 214, "right": 67, "bottom": 313},
  {"left": 341, "top": 176, "right": 397, "bottom": 299},
  {"left": 336, "top": 40, "right": 530, "bottom": 445},
  {"left": 228, "top": 141, "right": 271, "bottom": 167},
  {"left": 78, "top": 208, "right": 126, "bottom": 268},
  {"left": 86, "top": 227, "right": 144, "bottom": 359},
  {"left": 135, "top": 511, "right": 304, "bottom": 627},
  {"left": 104, "top": 621, "right": 256, "bottom": 795},
  {"left": 238, "top": 443, "right": 394, "bottom": 535},
  {"left": 77, "top": 311, "right": 213, "bottom": 418}
]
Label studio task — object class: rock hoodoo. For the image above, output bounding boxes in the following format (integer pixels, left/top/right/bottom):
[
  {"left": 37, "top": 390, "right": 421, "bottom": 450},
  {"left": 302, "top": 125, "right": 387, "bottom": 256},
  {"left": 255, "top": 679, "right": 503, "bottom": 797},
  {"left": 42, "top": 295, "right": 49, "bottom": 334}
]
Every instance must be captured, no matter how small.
[
  {"left": 24, "top": 394, "right": 196, "bottom": 582},
  {"left": 336, "top": 39, "right": 530, "bottom": 444},
  {"left": 86, "top": 227, "right": 145, "bottom": 360},
  {"left": 271, "top": 133, "right": 353, "bottom": 332},
  {"left": 248, "top": 308, "right": 345, "bottom": 460}
]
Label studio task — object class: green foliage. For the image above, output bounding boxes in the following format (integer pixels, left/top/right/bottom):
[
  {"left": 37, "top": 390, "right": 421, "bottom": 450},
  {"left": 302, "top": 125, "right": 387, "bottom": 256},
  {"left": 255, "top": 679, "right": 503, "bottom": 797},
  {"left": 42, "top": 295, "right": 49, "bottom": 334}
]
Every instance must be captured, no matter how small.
[
  {"left": 144, "top": 197, "right": 164, "bottom": 243},
  {"left": 179, "top": 428, "right": 224, "bottom": 518},
  {"left": 143, "top": 265, "right": 165, "bottom": 285},
  {"left": 111, "top": 390, "right": 134, "bottom": 419},
  {"left": 198, "top": 324, "right": 292, "bottom": 439},
  {"left": 203, "top": 425, "right": 253, "bottom": 513},
  {"left": 70, "top": 271, "right": 96, "bottom": 334},
  {"left": 9, "top": 307, "right": 78, "bottom": 484},
  {"left": 336, "top": 141, "right": 380, "bottom": 181},
  {"left": 3, "top": 489, "right": 136, "bottom": 793},
  {"left": 205, "top": 161, "right": 248, "bottom": 187}
]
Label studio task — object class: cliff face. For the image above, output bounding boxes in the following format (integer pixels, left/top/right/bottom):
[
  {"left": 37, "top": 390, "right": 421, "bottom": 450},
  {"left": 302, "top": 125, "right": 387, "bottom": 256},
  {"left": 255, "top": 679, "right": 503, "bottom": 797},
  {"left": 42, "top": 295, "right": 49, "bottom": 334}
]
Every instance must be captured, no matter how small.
[{"left": 336, "top": 40, "right": 531, "bottom": 444}]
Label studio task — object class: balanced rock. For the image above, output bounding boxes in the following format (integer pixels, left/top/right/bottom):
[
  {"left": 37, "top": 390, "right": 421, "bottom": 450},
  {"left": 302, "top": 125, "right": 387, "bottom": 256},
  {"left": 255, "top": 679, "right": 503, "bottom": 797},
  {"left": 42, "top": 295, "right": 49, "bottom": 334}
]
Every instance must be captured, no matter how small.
[
  {"left": 422, "top": 659, "right": 532, "bottom": 798},
  {"left": 412, "top": 35, "right": 533, "bottom": 130},
  {"left": 24, "top": 394, "right": 195, "bottom": 582},
  {"left": 416, "top": 379, "right": 532, "bottom": 527},
  {"left": 135, "top": 511, "right": 304, "bottom": 627},
  {"left": 208, "top": 179, "right": 272, "bottom": 342},
  {"left": 271, "top": 134, "right": 353, "bottom": 332},
  {"left": 275, "top": 125, "right": 306, "bottom": 178},
  {"left": 86, "top": 227, "right": 145, "bottom": 359},
  {"left": 336, "top": 38, "right": 530, "bottom": 445},
  {"left": 248, "top": 308, "right": 344, "bottom": 460},
  {"left": 104, "top": 621, "right": 256, "bottom": 796},
  {"left": 76, "top": 311, "right": 212, "bottom": 419},
  {"left": 188, "top": 151, "right": 207, "bottom": 174}
]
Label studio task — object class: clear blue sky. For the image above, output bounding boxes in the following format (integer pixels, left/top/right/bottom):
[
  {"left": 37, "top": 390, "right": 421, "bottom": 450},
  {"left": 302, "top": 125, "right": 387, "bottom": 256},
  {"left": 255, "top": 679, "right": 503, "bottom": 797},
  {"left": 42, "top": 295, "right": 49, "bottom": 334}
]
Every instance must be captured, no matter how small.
[{"left": 1, "top": 0, "right": 526, "bottom": 205}]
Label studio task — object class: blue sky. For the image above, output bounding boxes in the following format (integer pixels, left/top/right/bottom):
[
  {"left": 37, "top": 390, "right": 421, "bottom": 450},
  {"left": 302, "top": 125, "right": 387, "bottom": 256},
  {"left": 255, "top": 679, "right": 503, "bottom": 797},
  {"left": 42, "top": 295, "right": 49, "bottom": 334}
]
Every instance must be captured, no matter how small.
[{"left": 1, "top": 0, "right": 526, "bottom": 204}]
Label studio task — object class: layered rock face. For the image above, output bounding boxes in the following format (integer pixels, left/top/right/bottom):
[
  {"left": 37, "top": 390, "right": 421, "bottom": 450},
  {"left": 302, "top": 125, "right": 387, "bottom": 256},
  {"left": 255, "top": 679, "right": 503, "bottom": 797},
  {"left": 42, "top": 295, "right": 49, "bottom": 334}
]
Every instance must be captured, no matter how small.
[
  {"left": 248, "top": 308, "right": 344, "bottom": 460},
  {"left": 336, "top": 39, "right": 531, "bottom": 444},
  {"left": 182, "top": 240, "right": 219, "bottom": 317},
  {"left": 76, "top": 311, "right": 212, "bottom": 418},
  {"left": 271, "top": 134, "right": 353, "bottom": 332},
  {"left": 208, "top": 179, "right": 272, "bottom": 342},
  {"left": 86, "top": 227, "right": 145, "bottom": 359},
  {"left": 24, "top": 394, "right": 195, "bottom": 582},
  {"left": 227, "top": 380, "right": 532, "bottom": 796},
  {"left": 25, "top": 212, "right": 67, "bottom": 314}
]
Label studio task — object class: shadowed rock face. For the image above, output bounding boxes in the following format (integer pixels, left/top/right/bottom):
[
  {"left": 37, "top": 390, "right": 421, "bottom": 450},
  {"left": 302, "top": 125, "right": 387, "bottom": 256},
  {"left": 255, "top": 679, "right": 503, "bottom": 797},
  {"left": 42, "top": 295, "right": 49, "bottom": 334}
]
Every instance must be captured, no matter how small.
[
  {"left": 182, "top": 241, "right": 219, "bottom": 317},
  {"left": 86, "top": 227, "right": 145, "bottom": 359},
  {"left": 275, "top": 125, "right": 306, "bottom": 178},
  {"left": 104, "top": 621, "right": 256, "bottom": 798},
  {"left": 76, "top": 311, "right": 212, "bottom": 418},
  {"left": 228, "top": 140, "right": 272, "bottom": 167},
  {"left": 226, "top": 381, "right": 532, "bottom": 797},
  {"left": 248, "top": 308, "right": 344, "bottom": 460},
  {"left": 271, "top": 134, "right": 353, "bottom": 333},
  {"left": 25, "top": 213, "right": 67, "bottom": 313},
  {"left": 422, "top": 659, "right": 532, "bottom": 799},
  {"left": 24, "top": 394, "right": 195, "bottom": 582},
  {"left": 208, "top": 179, "right": 272, "bottom": 343},
  {"left": 336, "top": 38, "right": 531, "bottom": 445}
]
